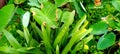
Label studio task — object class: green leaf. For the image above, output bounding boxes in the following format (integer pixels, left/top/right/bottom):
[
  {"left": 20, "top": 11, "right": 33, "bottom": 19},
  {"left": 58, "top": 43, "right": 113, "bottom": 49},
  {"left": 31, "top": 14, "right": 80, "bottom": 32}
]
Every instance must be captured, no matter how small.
[
  {"left": 16, "top": 8, "right": 25, "bottom": 16},
  {"left": 22, "top": 11, "right": 30, "bottom": 27},
  {"left": 0, "top": 46, "right": 15, "bottom": 53},
  {"left": 0, "top": 36, "right": 9, "bottom": 47},
  {"left": 62, "top": 28, "right": 92, "bottom": 54},
  {"left": 17, "top": 30, "right": 24, "bottom": 37},
  {"left": 56, "top": 45, "right": 59, "bottom": 54},
  {"left": 14, "top": 0, "right": 26, "bottom": 4},
  {"left": 41, "top": 25, "right": 52, "bottom": 54},
  {"left": 73, "top": 1, "right": 85, "bottom": 18},
  {"left": 0, "top": 4, "right": 15, "bottom": 32},
  {"left": 38, "top": 0, "right": 48, "bottom": 3},
  {"left": 28, "top": 0, "right": 40, "bottom": 8},
  {"left": 105, "top": 16, "right": 118, "bottom": 29},
  {"left": 23, "top": 27, "right": 31, "bottom": 45},
  {"left": 8, "top": 0, "right": 14, "bottom": 4},
  {"left": 112, "top": 0, "right": 120, "bottom": 11},
  {"left": 71, "top": 14, "right": 86, "bottom": 34},
  {"left": 30, "top": 2, "right": 62, "bottom": 28},
  {"left": 53, "top": 10, "right": 75, "bottom": 47},
  {"left": 55, "top": 0, "right": 68, "bottom": 7},
  {"left": 97, "top": 32, "right": 116, "bottom": 50},
  {"left": 61, "top": 10, "right": 75, "bottom": 25},
  {"left": 31, "top": 23, "right": 43, "bottom": 39},
  {"left": 3, "top": 29, "right": 21, "bottom": 48},
  {"left": 72, "top": 35, "right": 93, "bottom": 54},
  {"left": 91, "top": 21, "right": 108, "bottom": 35},
  {"left": 80, "top": 1, "right": 87, "bottom": 12}
]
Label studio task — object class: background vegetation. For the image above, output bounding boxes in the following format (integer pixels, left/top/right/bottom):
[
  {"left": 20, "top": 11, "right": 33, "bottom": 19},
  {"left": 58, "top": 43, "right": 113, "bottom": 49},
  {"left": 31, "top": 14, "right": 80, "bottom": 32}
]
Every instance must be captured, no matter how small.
[{"left": 0, "top": 0, "right": 120, "bottom": 54}]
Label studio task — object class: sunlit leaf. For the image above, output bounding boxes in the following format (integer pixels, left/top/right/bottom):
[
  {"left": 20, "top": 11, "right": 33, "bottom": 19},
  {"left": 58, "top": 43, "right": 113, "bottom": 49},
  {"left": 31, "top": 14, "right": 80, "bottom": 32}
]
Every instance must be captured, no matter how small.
[
  {"left": 61, "top": 10, "right": 75, "bottom": 25},
  {"left": 23, "top": 27, "right": 31, "bottom": 45},
  {"left": 56, "top": 45, "right": 59, "bottom": 54},
  {"left": 0, "top": 46, "right": 15, "bottom": 53},
  {"left": 22, "top": 11, "right": 30, "bottom": 27},
  {"left": 0, "top": 4, "right": 15, "bottom": 32},
  {"left": 53, "top": 10, "right": 75, "bottom": 47},
  {"left": 62, "top": 28, "right": 92, "bottom": 54},
  {"left": 41, "top": 25, "right": 52, "bottom": 54},
  {"left": 30, "top": 2, "right": 62, "bottom": 28}
]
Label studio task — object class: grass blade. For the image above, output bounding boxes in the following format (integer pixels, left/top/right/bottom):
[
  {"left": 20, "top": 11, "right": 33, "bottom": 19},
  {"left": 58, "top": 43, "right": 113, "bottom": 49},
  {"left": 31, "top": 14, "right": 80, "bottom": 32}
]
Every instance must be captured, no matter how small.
[
  {"left": 53, "top": 11, "right": 75, "bottom": 47},
  {"left": 41, "top": 25, "right": 52, "bottom": 54},
  {"left": 62, "top": 28, "right": 92, "bottom": 54},
  {"left": 71, "top": 14, "right": 86, "bottom": 35},
  {"left": 71, "top": 35, "right": 93, "bottom": 54},
  {"left": 3, "top": 29, "right": 21, "bottom": 48},
  {"left": 56, "top": 45, "right": 59, "bottom": 54},
  {"left": 23, "top": 27, "right": 31, "bottom": 45}
]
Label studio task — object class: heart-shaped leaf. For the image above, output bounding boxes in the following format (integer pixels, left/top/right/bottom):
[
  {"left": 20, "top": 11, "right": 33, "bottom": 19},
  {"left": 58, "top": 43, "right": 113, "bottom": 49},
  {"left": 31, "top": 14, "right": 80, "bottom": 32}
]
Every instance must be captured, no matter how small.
[
  {"left": 90, "top": 21, "right": 108, "bottom": 35},
  {"left": 61, "top": 10, "right": 75, "bottom": 26},
  {"left": 97, "top": 32, "right": 116, "bottom": 50}
]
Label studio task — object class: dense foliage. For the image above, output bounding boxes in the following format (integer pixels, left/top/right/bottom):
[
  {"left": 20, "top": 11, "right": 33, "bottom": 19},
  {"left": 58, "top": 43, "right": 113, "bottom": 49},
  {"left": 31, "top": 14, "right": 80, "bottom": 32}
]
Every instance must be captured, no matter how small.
[{"left": 0, "top": 0, "right": 120, "bottom": 54}]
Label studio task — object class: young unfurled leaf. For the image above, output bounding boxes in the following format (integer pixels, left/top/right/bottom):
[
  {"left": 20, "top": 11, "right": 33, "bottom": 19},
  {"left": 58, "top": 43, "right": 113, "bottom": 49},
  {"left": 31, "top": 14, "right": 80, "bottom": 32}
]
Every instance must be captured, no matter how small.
[
  {"left": 97, "top": 32, "right": 116, "bottom": 50},
  {"left": 0, "top": 4, "right": 15, "bottom": 32},
  {"left": 22, "top": 11, "right": 30, "bottom": 27}
]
